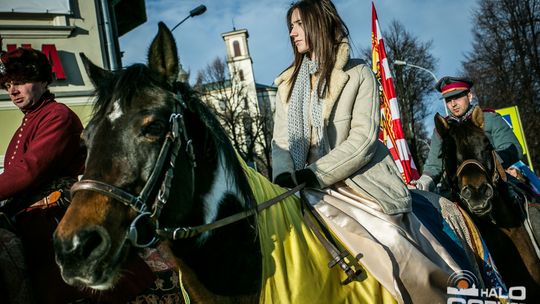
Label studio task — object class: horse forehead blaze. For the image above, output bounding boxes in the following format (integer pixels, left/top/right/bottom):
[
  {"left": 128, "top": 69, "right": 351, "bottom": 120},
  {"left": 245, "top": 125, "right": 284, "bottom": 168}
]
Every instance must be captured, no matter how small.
[{"left": 107, "top": 100, "right": 123, "bottom": 122}]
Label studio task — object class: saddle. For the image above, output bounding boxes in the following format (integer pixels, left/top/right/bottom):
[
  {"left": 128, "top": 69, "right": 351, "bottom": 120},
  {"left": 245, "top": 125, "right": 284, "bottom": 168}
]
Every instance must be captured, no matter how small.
[{"left": 0, "top": 176, "right": 75, "bottom": 218}]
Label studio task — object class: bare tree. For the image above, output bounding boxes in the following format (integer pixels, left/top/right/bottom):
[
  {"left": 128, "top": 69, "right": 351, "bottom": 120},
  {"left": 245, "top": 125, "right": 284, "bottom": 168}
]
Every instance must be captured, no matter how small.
[
  {"left": 254, "top": 92, "right": 275, "bottom": 178},
  {"left": 363, "top": 20, "right": 437, "bottom": 171},
  {"left": 463, "top": 0, "right": 540, "bottom": 172},
  {"left": 194, "top": 57, "right": 273, "bottom": 177}
]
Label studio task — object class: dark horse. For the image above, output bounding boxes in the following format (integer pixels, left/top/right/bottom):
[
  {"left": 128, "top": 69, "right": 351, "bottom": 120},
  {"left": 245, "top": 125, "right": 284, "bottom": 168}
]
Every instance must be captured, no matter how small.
[
  {"left": 53, "top": 23, "right": 263, "bottom": 303},
  {"left": 54, "top": 22, "right": 395, "bottom": 303},
  {"left": 435, "top": 107, "right": 540, "bottom": 300}
]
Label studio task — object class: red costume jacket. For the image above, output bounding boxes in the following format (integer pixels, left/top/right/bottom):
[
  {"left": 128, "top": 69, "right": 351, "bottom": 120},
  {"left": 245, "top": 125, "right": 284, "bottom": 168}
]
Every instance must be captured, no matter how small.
[{"left": 0, "top": 92, "right": 85, "bottom": 202}]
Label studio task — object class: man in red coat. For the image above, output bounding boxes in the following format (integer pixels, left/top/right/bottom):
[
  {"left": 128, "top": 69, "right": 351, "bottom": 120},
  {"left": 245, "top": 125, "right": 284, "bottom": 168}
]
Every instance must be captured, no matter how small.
[
  {"left": 0, "top": 48, "right": 86, "bottom": 207},
  {"left": 0, "top": 47, "right": 87, "bottom": 303},
  {"left": 0, "top": 48, "right": 161, "bottom": 304}
]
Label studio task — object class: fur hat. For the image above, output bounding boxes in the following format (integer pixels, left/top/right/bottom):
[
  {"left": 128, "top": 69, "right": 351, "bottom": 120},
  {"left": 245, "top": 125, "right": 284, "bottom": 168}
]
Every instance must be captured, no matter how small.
[{"left": 0, "top": 48, "right": 53, "bottom": 87}]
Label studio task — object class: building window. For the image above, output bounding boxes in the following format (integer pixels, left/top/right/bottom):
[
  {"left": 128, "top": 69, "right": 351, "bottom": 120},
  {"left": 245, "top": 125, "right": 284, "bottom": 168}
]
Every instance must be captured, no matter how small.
[
  {"left": 233, "top": 40, "right": 241, "bottom": 57},
  {"left": 239, "top": 69, "right": 245, "bottom": 81}
]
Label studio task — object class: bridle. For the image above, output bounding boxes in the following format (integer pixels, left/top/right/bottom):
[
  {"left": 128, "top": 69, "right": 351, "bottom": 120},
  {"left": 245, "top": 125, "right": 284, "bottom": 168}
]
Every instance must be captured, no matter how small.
[
  {"left": 70, "top": 90, "right": 303, "bottom": 248},
  {"left": 71, "top": 92, "right": 196, "bottom": 248},
  {"left": 453, "top": 150, "right": 507, "bottom": 218},
  {"left": 455, "top": 151, "right": 505, "bottom": 186},
  {"left": 67, "top": 86, "right": 359, "bottom": 283}
]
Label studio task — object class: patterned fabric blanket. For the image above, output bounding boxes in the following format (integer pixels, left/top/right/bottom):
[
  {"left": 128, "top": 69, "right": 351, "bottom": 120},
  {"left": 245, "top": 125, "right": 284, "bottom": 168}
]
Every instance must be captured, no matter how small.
[
  {"left": 129, "top": 243, "right": 185, "bottom": 304},
  {"left": 417, "top": 190, "right": 506, "bottom": 289}
]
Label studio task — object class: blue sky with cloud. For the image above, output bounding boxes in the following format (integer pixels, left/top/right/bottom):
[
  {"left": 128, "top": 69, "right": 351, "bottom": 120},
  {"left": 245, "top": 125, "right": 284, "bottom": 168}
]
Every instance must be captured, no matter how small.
[{"left": 120, "top": 0, "right": 479, "bottom": 119}]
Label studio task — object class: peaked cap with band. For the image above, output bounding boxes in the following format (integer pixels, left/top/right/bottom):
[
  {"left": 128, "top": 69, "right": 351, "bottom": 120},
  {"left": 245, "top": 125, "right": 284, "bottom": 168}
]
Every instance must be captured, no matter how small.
[{"left": 435, "top": 76, "right": 473, "bottom": 99}]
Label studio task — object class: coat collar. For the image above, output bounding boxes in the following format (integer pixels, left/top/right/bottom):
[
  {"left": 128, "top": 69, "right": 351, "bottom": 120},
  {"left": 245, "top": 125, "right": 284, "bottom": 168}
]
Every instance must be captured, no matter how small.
[
  {"left": 23, "top": 91, "right": 55, "bottom": 115},
  {"left": 274, "top": 39, "right": 351, "bottom": 121}
]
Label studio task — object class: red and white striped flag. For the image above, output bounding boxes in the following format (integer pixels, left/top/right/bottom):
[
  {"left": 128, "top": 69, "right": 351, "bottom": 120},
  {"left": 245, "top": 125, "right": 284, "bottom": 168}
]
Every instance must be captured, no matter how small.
[{"left": 371, "top": 2, "right": 419, "bottom": 183}]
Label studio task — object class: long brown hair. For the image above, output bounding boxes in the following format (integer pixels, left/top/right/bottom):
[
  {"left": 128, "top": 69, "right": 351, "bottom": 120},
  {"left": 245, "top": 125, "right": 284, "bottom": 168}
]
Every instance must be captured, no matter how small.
[{"left": 286, "top": 0, "right": 349, "bottom": 99}]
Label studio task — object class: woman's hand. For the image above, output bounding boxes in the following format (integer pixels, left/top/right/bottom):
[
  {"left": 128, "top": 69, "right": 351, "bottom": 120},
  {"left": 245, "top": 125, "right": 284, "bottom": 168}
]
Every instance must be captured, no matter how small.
[
  {"left": 295, "top": 169, "right": 320, "bottom": 188},
  {"left": 274, "top": 173, "right": 296, "bottom": 188}
]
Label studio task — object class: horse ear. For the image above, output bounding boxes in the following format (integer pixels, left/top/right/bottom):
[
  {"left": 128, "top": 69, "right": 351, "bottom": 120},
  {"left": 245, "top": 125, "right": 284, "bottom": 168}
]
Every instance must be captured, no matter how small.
[
  {"left": 148, "top": 22, "right": 179, "bottom": 85},
  {"left": 434, "top": 113, "right": 449, "bottom": 136},
  {"left": 80, "top": 53, "right": 113, "bottom": 87},
  {"left": 471, "top": 106, "right": 484, "bottom": 129}
]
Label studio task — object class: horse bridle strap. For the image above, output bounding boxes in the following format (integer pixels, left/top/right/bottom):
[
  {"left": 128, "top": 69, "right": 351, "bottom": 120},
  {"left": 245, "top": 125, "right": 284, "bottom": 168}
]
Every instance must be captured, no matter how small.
[
  {"left": 455, "top": 159, "right": 487, "bottom": 177},
  {"left": 71, "top": 110, "right": 190, "bottom": 215},
  {"left": 71, "top": 179, "right": 148, "bottom": 213},
  {"left": 455, "top": 150, "right": 507, "bottom": 185},
  {"left": 71, "top": 98, "right": 196, "bottom": 248},
  {"left": 156, "top": 183, "right": 305, "bottom": 240}
]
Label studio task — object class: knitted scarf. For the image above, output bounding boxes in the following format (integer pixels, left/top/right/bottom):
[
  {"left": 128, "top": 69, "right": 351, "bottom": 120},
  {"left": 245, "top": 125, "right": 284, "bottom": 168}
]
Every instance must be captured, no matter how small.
[
  {"left": 288, "top": 56, "right": 324, "bottom": 170},
  {"left": 447, "top": 104, "right": 476, "bottom": 123}
]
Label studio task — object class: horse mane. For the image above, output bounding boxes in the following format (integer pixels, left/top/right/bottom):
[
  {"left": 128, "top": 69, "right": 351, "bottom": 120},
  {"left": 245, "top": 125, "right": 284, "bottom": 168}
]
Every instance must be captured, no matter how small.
[
  {"left": 88, "top": 63, "right": 256, "bottom": 212},
  {"left": 177, "top": 81, "right": 257, "bottom": 211}
]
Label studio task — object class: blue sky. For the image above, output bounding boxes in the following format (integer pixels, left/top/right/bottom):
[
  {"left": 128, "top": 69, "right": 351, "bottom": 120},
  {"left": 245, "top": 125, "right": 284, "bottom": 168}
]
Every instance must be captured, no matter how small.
[{"left": 120, "top": 0, "right": 479, "bottom": 120}]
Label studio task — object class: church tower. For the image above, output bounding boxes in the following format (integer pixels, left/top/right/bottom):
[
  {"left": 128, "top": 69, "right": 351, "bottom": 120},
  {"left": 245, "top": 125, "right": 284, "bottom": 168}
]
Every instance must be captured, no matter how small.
[{"left": 221, "top": 28, "right": 257, "bottom": 103}]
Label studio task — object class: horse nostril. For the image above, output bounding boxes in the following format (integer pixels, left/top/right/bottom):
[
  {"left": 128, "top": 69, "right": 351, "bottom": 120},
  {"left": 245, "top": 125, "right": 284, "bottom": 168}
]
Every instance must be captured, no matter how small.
[
  {"left": 80, "top": 229, "right": 106, "bottom": 260},
  {"left": 461, "top": 186, "right": 472, "bottom": 199},
  {"left": 55, "top": 227, "right": 110, "bottom": 263}
]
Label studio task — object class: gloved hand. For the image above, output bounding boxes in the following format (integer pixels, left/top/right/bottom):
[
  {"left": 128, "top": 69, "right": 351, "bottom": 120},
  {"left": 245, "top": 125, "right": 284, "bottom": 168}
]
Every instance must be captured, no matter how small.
[
  {"left": 410, "top": 175, "right": 434, "bottom": 191},
  {"left": 274, "top": 173, "right": 296, "bottom": 189},
  {"left": 294, "top": 168, "right": 320, "bottom": 188}
]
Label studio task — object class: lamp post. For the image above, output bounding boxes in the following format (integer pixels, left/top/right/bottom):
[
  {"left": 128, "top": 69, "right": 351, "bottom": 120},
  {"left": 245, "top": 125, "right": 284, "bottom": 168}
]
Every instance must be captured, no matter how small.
[
  {"left": 171, "top": 4, "right": 207, "bottom": 32},
  {"left": 170, "top": 5, "right": 207, "bottom": 83},
  {"left": 393, "top": 59, "right": 447, "bottom": 115}
]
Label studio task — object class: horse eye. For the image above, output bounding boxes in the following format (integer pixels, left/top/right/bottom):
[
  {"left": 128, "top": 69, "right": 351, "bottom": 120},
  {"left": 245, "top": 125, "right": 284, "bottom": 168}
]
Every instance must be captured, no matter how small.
[{"left": 142, "top": 121, "right": 166, "bottom": 137}]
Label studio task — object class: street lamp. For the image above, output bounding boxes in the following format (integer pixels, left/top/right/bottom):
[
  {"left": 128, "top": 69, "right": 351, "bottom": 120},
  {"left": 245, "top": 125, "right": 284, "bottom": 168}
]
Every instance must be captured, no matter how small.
[
  {"left": 393, "top": 59, "right": 447, "bottom": 115},
  {"left": 171, "top": 4, "right": 207, "bottom": 32},
  {"left": 170, "top": 5, "right": 207, "bottom": 83}
]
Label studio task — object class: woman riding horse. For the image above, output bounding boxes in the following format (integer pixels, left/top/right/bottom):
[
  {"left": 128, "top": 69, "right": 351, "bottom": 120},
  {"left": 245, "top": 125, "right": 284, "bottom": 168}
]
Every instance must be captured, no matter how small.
[{"left": 53, "top": 13, "right": 490, "bottom": 304}]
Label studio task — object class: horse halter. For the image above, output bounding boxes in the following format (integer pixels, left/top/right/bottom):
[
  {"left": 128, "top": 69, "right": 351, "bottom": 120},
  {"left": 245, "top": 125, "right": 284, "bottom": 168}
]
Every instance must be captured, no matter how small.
[
  {"left": 454, "top": 150, "right": 507, "bottom": 216},
  {"left": 71, "top": 93, "right": 196, "bottom": 248}
]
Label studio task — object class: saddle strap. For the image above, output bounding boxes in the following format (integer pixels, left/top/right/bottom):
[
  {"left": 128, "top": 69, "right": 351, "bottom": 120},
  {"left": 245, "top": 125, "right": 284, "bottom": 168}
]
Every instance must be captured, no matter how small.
[
  {"left": 157, "top": 184, "right": 306, "bottom": 240},
  {"left": 300, "top": 192, "right": 362, "bottom": 285},
  {"left": 25, "top": 191, "right": 62, "bottom": 211}
]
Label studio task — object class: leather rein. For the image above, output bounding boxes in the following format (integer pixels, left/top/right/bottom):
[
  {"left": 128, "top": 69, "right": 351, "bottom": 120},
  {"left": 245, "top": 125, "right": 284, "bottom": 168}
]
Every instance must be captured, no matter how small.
[{"left": 70, "top": 93, "right": 303, "bottom": 248}]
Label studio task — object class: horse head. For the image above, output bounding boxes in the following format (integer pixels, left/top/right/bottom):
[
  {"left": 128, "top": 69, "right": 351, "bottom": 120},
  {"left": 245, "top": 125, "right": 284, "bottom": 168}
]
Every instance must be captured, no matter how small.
[
  {"left": 53, "top": 22, "right": 260, "bottom": 295},
  {"left": 435, "top": 106, "right": 508, "bottom": 219},
  {"left": 53, "top": 22, "right": 191, "bottom": 289}
]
